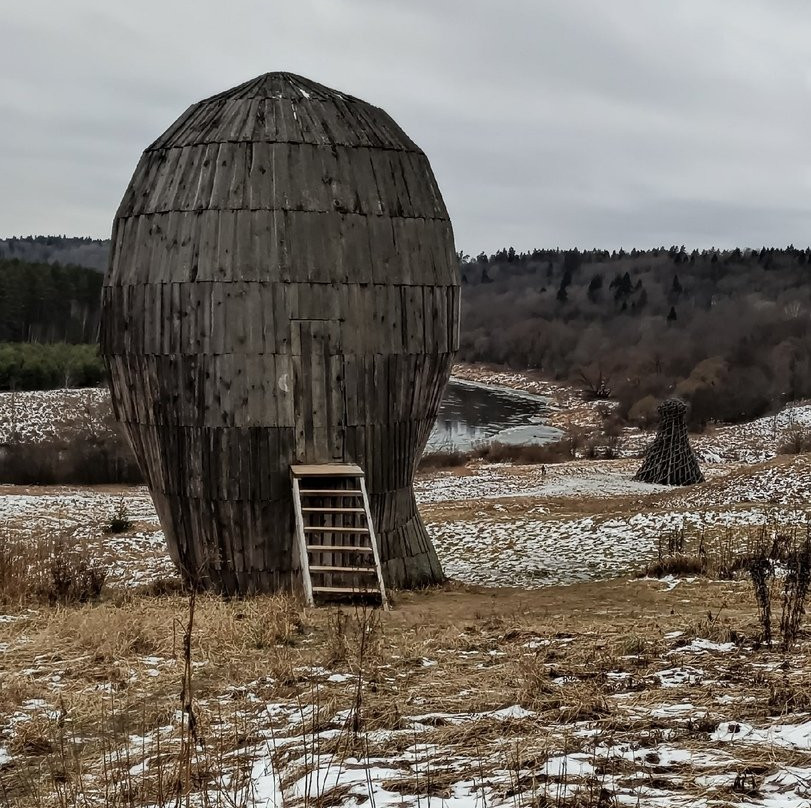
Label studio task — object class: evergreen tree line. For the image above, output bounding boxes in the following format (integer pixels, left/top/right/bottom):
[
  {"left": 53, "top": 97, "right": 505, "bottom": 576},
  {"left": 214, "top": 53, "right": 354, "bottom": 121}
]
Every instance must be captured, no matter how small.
[
  {"left": 0, "top": 258, "right": 102, "bottom": 342},
  {"left": 4, "top": 244, "right": 811, "bottom": 429},
  {"left": 458, "top": 245, "right": 811, "bottom": 428},
  {"left": 0, "top": 258, "right": 104, "bottom": 390}
]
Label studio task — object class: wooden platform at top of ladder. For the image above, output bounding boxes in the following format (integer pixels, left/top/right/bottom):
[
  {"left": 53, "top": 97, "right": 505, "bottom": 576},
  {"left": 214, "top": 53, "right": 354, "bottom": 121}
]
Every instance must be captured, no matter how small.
[
  {"left": 291, "top": 464, "right": 364, "bottom": 478},
  {"left": 291, "top": 465, "right": 388, "bottom": 609}
]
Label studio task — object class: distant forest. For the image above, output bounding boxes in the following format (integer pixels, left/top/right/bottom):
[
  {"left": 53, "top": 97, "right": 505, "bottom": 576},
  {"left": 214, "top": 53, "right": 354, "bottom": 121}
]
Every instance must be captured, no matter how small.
[
  {"left": 0, "top": 236, "right": 108, "bottom": 272},
  {"left": 0, "top": 257, "right": 104, "bottom": 389},
  {"left": 1, "top": 237, "right": 811, "bottom": 429},
  {"left": 0, "top": 258, "right": 102, "bottom": 343},
  {"left": 459, "top": 246, "right": 811, "bottom": 427}
]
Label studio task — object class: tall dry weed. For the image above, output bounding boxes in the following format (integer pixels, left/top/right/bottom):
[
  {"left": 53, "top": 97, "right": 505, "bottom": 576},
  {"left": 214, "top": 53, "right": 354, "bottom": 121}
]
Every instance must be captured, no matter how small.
[{"left": 0, "top": 530, "right": 106, "bottom": 607}]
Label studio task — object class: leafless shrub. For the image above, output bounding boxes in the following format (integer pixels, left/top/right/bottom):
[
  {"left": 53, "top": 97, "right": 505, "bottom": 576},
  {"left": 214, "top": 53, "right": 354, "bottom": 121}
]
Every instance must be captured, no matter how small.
[
  {"left": 420, "top": 437, "right": 579, "bottom": 469},
  {"left": 600, "top": 412, "right": 625, "bottom": 438},
  {"left": 476, "top": 439, "right": 577, "bottom": 464},
  {"left": 779, "top": 532, "right": 811, "bottom": 652},
  {"left": 325, "top": 609, "right": 352, "bottom": 667},
  {"left": 46, "top": 540, "right": 107, "bottom": 605},
  {"left": 601, "top": 434, "right": 623, "bottom": 459},
  {"left": 0, "top": 433, "right": 141, "bottom": 485},
  {"left": 418, "top": 449, "right": 469, "bottom": 469},
  {"left": 644, "top": 554, "right": 706, "bottom": 578},
  {"left": 741, "top": 528, "right": 811, "bottom": 651},
  {"left": 665, "top": 528, "right": 686, "bottom": 556},
  {"left": 778, "top": 426, "right": 811, "bottom": 455},
  {"left": 0, "top": 392, "right": 141, "bottom": 485},
  {"left": 577, "top": 366, "right": 612, "bottom": 401},
  {"left": 644, "top": 528, "right": 707, "bottom": 578},
  {"left": 747, "top": 548, "right": 775, "bottom": 647}
]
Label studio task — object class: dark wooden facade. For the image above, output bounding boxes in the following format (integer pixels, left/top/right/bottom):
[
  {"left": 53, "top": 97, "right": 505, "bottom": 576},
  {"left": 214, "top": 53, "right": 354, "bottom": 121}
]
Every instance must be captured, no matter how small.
[{"left": 100, "top": 73, "right": 459, "bottom": 594}]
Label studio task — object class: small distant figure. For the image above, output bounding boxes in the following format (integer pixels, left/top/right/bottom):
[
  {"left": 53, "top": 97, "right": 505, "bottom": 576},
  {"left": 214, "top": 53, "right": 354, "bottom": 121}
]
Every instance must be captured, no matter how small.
[{"left": 541, "top": 464, "right": 547, "bottom": 479}]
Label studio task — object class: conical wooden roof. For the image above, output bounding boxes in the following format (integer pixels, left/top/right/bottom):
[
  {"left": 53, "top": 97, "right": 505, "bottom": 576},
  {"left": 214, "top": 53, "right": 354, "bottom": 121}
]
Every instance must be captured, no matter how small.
[
  {"left": 113, "top": 71, "right": 449, "bottom": 232},
  {"left": 146, "top": 72, "right": 423, "bottom": 151}
]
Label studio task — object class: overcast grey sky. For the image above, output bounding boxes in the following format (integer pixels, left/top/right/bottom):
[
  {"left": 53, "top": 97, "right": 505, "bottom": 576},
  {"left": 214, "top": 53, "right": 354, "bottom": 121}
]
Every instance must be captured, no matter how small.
[{"left": 3, "top": 0, "right": 811, "bottom": 252}]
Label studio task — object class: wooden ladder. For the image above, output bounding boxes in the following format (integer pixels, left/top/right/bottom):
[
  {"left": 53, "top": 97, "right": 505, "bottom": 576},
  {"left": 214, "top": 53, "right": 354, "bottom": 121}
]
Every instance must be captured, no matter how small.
[{"left": 291, "top": 464, "right": 388, "bottom": 609}]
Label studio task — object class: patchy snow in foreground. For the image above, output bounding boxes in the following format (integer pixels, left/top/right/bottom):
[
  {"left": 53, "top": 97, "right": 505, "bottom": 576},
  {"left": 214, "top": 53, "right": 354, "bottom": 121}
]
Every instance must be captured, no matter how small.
[
  {"left": 0, "top": 385, "right": 809, "bottom": 590},
  {"left": 1, "top": 480, "right": 807, "bottom": 590},
  {"left": 5, "top": 624, "right": 811, "bottom": 808},
  {"left": 1, "top": 450, "right": 809, "bottom": 590},
  {"left": 0, "top": 489, "right": 175, "bottom": 587}
]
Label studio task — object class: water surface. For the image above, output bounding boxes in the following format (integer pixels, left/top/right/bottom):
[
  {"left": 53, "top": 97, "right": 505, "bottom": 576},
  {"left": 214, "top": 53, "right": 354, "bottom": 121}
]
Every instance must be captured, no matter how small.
[{"left": 426, "top": 379, "right": 563, "bottom": 452}]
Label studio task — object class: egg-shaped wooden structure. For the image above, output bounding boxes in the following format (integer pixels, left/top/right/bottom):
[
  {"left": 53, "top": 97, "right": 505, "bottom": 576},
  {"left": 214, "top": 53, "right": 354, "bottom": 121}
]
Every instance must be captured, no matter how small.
[{"left": 100, "top": 72, "right": 459, "bottom": 595}]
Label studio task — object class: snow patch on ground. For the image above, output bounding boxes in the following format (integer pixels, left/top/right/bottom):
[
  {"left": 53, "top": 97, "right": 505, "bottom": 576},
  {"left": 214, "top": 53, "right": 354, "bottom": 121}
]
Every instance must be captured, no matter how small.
[
  {"left": 428, "top": 506, "right": 809, "bottom": 588},
  {"left": 416, "top": 460, "right": 670, "bottom": 504},
  {"left": 0, "top": 388, "right": 109, "bottom": 444},
  {"left": 0, "top": 488, "right": 176, "bottom": 587}
]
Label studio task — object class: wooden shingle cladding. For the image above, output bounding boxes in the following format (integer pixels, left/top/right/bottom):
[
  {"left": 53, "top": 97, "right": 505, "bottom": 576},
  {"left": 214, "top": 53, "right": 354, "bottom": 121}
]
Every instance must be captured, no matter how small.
[{"left": 101, "top": 73, "right": 458, "bottom": 594}]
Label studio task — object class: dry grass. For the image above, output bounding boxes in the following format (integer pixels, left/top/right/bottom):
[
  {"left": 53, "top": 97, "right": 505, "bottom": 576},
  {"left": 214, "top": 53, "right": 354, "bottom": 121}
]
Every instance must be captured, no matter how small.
[
  {"left": 641, "top": 522, "right": 811, "bottom": 581},
  {"left": 419, "top": 434, "right": 585, "bottom": 470},
  {"left": 0, "top": 550, "right": 810, "bottom": 806},
  {"left": 778, "top": 425, "right": 811, "bottom": 455},
  {"left": 0, "top": 530, "right": 106, "bottom": 607}
]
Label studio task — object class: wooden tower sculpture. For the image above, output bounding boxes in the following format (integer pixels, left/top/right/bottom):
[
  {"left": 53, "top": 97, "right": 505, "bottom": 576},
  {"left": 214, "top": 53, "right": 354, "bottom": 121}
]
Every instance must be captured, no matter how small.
[
  {"left": 634, "top": 398, "right": 704, "bottom": 486},
  {"left": 100, "top": 73, "right": 459, "bottom": 597}
]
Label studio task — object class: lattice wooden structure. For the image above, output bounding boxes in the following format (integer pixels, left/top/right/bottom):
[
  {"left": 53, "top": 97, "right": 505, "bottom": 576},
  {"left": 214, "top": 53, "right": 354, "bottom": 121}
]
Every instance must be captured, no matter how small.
[
  {"left": 634, "top": 398, "right": 704, "bottom": 486},
  {"left": 100, "top": 72, "right": 459, "bottom": 595}
]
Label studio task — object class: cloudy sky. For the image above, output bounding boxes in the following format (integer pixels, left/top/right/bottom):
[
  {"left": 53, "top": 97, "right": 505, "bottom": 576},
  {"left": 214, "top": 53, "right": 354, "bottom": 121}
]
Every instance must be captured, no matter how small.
[{"left": 3, "top": 0, "right": 811, "bottom": 253}]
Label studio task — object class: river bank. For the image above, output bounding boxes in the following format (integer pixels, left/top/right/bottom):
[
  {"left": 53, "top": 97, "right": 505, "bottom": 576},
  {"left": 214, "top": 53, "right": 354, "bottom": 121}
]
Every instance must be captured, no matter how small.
[{"left": 452, "top": 363, "right": 613, "bottom": 432}]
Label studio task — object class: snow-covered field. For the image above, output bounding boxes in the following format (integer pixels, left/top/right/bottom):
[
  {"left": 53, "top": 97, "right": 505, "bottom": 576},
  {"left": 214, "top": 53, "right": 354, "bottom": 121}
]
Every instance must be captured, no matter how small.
[
  {"left": 0, "top": 387, "right": 110, "bottom": 443},
  {"left": 418, "top": 455, "right": 811, "bottom": 587},
  {"left": 1, "top": 453, "right": 808, "bottom": 591}
]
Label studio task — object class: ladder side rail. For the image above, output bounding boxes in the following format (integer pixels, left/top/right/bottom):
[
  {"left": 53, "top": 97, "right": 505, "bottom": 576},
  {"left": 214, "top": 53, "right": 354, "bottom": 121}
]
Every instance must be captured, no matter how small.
[
  {"left": 291, "top": 476, "right": 315, "bottom": 607},
  {"left": 359, "top": 478, "right": 390, "bottom": 610}
]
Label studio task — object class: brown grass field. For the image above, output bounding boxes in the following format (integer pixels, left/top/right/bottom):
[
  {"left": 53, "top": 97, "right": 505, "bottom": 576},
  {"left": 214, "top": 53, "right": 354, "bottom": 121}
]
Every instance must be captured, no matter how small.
[{"left": 2, "top": 547, "right": 811, "bottom": 807}]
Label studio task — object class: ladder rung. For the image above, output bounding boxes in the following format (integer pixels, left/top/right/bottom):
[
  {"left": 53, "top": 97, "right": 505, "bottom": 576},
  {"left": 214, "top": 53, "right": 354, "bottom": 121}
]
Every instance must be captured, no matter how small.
[
  {"left": 291, "top": 464, "right": 363, "bottom": 477},
  {"left": 309, "top": 565, "right": 376, "bottom": 573},
  {"left": 307, "top": 545, "right": 374, "bottom": 553},
  {"left": 304, "top": 526, "right": 369, "bottom": 534},
  {"left": 301, "top": 507, "right": 365, "bottom": 513},
  {"left": 312, "top": 586, "right": 380, "bottom": 595},
  {"left": 300, "top": 489, "right": 363, "bottom": 496}
]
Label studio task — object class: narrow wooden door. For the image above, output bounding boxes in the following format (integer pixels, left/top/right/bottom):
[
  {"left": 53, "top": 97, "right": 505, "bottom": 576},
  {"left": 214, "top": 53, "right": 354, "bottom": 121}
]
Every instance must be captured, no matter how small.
[{"left": 291, "top": 319, "right": 345, "bottom": 463}]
